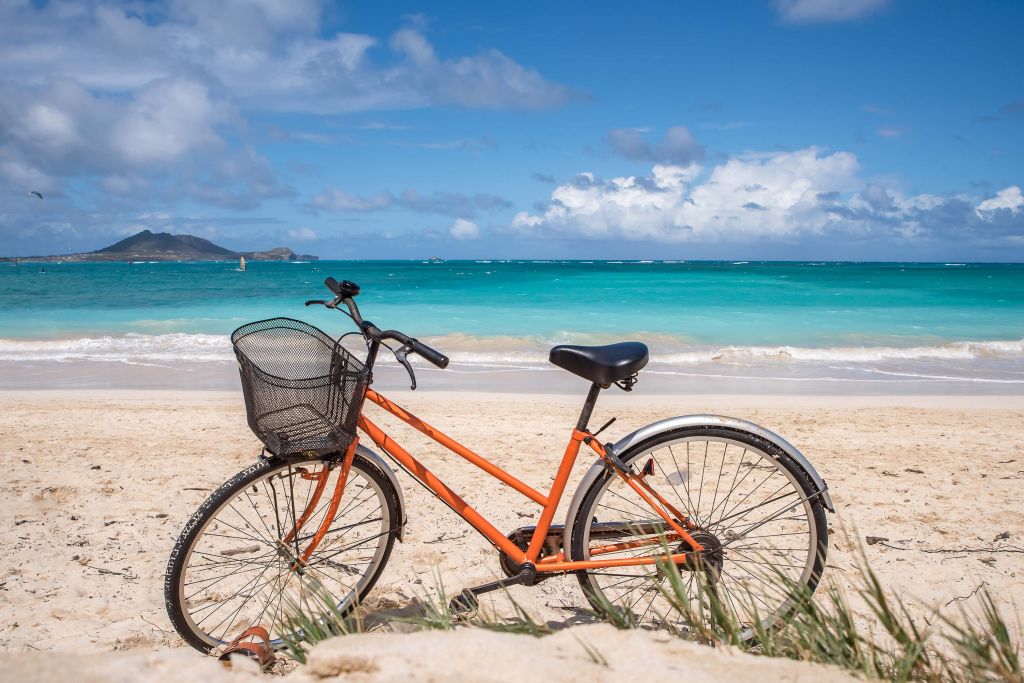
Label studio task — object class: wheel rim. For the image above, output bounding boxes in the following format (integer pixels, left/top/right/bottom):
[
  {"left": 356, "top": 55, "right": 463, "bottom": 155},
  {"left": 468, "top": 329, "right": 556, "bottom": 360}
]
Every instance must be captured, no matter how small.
[
  {"left": 579, "top": 435, "right": 819, "bottom": 639},
  {"left": 177, "top": 459, "right": 391, "bottom": 648}
]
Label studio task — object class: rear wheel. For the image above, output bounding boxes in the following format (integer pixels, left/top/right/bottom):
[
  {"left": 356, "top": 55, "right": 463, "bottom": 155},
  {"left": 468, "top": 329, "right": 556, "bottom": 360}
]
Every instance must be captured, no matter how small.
[
  {"left": 570, "top": 426, "right": 828, "bottom": 641},
  {"left": 165, "top": 453, "right": 400, "bottom": 652}
]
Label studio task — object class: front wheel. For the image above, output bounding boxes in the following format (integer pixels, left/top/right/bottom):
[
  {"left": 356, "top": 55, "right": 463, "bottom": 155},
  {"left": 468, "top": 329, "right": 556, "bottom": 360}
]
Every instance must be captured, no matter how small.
[
  {"left": 165, "top": 453, "right": 401, "bottom": 652},
  {"left": 569, "top": 426, "right": 828, "bottom": 642}
]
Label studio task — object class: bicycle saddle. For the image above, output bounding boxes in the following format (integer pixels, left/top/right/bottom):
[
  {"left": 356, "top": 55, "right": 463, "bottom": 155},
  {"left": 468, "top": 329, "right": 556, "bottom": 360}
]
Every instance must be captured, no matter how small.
[{"left": 548, "top": 342, "right": 649, "bottom": 385}]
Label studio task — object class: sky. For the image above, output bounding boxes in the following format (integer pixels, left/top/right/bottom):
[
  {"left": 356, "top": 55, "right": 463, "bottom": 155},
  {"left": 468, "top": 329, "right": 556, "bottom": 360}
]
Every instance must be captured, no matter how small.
[{"left": 0, "top": 0, "right": 1022, "bottom": 261}]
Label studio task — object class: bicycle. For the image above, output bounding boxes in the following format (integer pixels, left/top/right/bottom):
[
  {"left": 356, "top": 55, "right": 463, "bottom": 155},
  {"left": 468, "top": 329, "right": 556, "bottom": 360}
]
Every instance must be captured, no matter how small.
[{"left": 165, "top": 277, "right": 834, "bottom": 652}]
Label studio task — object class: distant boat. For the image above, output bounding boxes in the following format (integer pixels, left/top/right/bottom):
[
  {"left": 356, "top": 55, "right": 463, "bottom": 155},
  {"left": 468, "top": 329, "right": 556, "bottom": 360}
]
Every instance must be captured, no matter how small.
[
  {"left": 239, "top": 256, "right": 247, "bottom": 271},
  {"left": 427, "top": 256, "right": 445, "bottom": 263}
]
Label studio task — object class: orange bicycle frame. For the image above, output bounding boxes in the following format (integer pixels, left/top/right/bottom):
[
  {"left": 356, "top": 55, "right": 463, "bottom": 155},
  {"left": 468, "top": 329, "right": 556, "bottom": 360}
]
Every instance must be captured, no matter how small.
[{"left": 350, "top": 388, "right": 704, "bottom": 573}]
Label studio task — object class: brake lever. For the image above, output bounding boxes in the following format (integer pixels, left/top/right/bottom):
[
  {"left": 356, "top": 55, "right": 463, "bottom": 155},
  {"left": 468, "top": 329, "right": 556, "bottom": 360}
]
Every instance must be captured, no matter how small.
[
  {"left": 395, "top": 345, "right": 417, "bottom": 390},
  {"left": 304, "top": 299, "right": 327, "bottom": 307}
]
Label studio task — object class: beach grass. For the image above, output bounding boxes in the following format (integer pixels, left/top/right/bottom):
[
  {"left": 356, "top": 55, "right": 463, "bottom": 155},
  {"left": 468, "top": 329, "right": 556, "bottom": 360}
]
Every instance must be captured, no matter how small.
[{"left": 278, "top": 553, "right": 1021, "bottom": 681}]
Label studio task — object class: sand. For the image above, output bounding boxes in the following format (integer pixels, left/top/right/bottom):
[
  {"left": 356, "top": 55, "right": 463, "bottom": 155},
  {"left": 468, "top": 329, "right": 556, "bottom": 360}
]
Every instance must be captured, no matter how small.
[
  {"left": 1, "top": 390, "right": 1022, "bottom": 678},
  {"left": 1, "top": 623, "right": 859, "bottom": 682}
]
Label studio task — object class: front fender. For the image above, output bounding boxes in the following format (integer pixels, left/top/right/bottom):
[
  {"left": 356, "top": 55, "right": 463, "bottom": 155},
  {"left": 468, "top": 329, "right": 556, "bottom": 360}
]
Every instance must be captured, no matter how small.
[
  {"left": 356, "top": 444, "right": 407, "bottom": 541},
  {"left": 561, "top": 414, "right": 835, "bottom": 557}
]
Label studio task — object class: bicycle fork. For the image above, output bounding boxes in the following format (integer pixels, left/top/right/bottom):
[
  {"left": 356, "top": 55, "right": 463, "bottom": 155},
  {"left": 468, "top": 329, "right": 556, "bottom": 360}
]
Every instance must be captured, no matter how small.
[{"left": 278, "top": 438, "right": 358, "bottom": 572}]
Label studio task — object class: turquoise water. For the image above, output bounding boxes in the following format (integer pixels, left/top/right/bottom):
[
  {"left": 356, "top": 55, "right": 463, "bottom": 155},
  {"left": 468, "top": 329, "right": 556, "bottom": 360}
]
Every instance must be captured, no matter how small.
[
  {"left": 2, "top": 260, "right": 1022, "bottom": 342},
  {"left": 1, "top": 260, "right": 1022, "bottom": 389}
]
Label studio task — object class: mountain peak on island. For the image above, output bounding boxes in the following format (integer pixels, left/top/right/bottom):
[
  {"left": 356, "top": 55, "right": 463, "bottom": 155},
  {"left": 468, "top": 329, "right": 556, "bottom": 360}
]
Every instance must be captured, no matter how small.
[
  {"left": 95, "top": 230, "right": 238, "bottom": 259},
  {"left": 2, "top": 230, "right": 319, "bottom": 262}
]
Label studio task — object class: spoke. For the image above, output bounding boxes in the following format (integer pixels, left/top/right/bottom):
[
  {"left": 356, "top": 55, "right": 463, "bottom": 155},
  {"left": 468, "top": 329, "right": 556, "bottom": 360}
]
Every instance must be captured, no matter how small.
[
  {"left": 721, "top": 491, "right": 818, "bottom": 549},
  {"left": 193, "top": 561, "right": 275, "bottom": 627},
  {"left": 303, "top": 528, "right": 392, "bottom": 571},
  {"left": 250, "top": 561, "right": 291, "bottom": 637},
  {"left": 725, "top": 560, "right": 794, "bottom": 606},
  {"left": 708, "top": 456, "right": 771, "bottom": 526},
  {"left": 220, "top": 505, "right": 280, "bottom": 547},
  {"left": 649, "top": 454, "right": 695, "bottom": 521},
  {"left": 184, "top": 558, "right": 266, "bottom": 600},
  {"left": 184, "top": 552, "right": 279, "bottom": 585},
  {"left": 606, "top": 487, "right": 656, "bottom": 517},
  {"left": 695, "top": 441, "right": 709, "bottom": 521},
  {"left": 707, "top": 448, "right": 748, "bottom": 527},
  {"left": 706, "top": 443, "right": 728, "bottom": 529},
  {"left": 297, "top": 517, "right": 383, "bottom": 544},
  {"left": 714, "top": 468, "right": 786, "bottom": 531},
  {"left": 187, "top": 549, "right": 279, "bottom": 572},
  {"left": 728, "top": 554, "right": 806, "bottom": 571},
  {"left": 668, "top": 444, "right": 700, "bottom": 520},
  {"left": 721, "top": 567, "right": 779, "bottom": 617},
  {"left": 242, "top": 484, "right": 280, "bottom": 544},
  {"left": 595, "top": 501, "right": 650, "bottom": 519},
  {"left": 210, "top": 563, "right": 278, "bottom": 640},
  {"left": 711, "top": 486, "right": 797, "bottom": 532}
]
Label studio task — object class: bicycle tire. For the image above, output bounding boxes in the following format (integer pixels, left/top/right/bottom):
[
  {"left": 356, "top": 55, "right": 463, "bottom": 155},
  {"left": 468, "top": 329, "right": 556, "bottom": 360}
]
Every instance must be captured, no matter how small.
[
  {"left": 569, "top": 425, "right": 828, "bottom": 642},
  {"left": 165, "top": 453, "right": 400, "bottom": 652}
]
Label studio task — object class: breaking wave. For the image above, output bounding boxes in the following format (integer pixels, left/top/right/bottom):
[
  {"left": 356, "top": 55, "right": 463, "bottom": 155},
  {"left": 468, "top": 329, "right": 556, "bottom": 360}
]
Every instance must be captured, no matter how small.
[{"left": 0, "top": 334, "right": 1021, "bottom": 368}]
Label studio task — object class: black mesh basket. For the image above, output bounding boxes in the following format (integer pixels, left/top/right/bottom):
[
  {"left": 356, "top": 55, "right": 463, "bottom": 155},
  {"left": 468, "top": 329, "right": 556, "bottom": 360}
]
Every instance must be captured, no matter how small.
[{"left": 231, "top": 318, "right": 369, "bottom": 457}]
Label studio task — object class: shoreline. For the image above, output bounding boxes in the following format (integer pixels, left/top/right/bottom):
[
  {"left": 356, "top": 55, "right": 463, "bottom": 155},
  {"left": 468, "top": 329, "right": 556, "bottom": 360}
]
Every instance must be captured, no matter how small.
[
  {"left": 4, "top": 387, "right": 1024, "bottom": 409},
  {"left": 3, "top": 361, "right": 1023, "bottom": 394}
]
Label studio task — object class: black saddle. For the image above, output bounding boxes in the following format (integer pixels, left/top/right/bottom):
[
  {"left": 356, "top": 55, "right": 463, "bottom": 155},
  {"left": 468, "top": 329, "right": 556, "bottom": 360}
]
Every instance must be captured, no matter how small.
[{"left": 549, "top": 342, "right": 649, "bottom": 385}]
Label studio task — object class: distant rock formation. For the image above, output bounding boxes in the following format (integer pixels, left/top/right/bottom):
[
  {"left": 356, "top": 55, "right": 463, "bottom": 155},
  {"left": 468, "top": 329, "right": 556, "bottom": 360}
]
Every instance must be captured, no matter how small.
[{"left": 1, "top": 230, "right": 319, "bottom": 262}]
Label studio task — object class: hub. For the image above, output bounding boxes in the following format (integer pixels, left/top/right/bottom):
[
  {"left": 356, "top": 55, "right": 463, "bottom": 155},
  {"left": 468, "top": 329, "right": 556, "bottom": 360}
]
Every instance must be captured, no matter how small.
[{"left": 677, "top": 530, "right": 724, "bottom": 579}]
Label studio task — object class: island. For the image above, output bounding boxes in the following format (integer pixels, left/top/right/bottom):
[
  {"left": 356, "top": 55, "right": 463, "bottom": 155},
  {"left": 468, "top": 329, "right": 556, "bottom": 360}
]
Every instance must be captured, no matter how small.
[{"left": 1, "top": 230, "right": 318, "bottom": 262}]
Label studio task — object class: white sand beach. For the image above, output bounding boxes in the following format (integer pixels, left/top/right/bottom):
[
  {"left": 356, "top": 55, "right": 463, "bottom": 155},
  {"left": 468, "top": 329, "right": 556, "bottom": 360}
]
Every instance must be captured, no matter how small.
[{"left": 1, "top": 390, "right": 1021, "bottom": 679}]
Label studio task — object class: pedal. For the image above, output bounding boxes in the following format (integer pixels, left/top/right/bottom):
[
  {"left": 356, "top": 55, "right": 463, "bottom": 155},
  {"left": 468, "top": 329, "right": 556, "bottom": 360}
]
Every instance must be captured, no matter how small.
[{"left": 448, "top": 565, "right": 536, "bottom": 615}]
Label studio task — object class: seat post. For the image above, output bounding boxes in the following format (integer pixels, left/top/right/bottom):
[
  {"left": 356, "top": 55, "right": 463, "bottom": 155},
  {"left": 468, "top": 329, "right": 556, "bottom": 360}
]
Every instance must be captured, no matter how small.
[{"left": 575, "top": 383, "right": 602, "bottom": 432}]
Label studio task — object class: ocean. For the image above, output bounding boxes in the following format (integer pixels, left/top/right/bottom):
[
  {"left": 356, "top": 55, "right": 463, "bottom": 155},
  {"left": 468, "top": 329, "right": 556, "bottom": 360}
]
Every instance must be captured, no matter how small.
[{"left": 1, "top": 260, "right": 1022, "bottom": 392}]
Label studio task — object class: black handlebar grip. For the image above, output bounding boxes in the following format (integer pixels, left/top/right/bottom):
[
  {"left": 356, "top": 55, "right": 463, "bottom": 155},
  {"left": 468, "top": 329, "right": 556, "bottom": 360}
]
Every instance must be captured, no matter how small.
[
  {"left": 324, "top": 277, "right": 341, "bottom": 295},
  {"left": 411, "top": 339, "right": 449, "bottom": 369}
]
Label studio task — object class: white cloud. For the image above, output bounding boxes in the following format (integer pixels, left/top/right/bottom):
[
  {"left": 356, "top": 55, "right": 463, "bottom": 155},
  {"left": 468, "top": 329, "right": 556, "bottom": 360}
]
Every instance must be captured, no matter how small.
[
  {"left": 286, "top": 227, "right": 317, "bottom": 241},
  {"left": 514, "top": 148, "right": 858, "bottom": 241},
  {"left": 450, "top": 218, "right": 479, "bottom": 240},
  {"left": 0, "top": 2, "right": 569, "bottom": 233},
  {"left": 976, "top": 186, "right": 1023, "bottom": 215},
  {"left": 512, "top": 148, "right": 1024, "bottom": 244},
  {"left": 113, "top": 78, "right": 226, "bottom": 165},
  {"left": 0, "top": 5, "right": 572, "bottom": 113},
  {"left": 774, "top": 0, "right": 888, "bottom": 24}
]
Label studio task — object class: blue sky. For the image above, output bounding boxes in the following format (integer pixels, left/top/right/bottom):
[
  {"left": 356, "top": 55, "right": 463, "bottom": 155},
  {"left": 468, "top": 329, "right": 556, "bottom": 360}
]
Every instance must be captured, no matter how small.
[{"left": 1, "top": 0, "right": 1022, "bottom": 260}]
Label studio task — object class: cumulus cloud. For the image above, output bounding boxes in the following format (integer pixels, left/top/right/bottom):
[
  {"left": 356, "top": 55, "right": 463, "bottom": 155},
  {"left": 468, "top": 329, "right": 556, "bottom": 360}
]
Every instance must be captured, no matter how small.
[
  {"left": 976, "top": 186, "right": 1023, "bottom": 215},
  {"left": 449, "top": 218, "right": 479, "bottom": 240},
  {"left": 512, "top": 148, "right": 1024, "bottom": 246},
  {"left": 606, "top": 126, "right": 704, "bottom": 165},
  {"left": 0, "top": 3, "right": 573, "bottom": 113},
  {"left": 310, "top": 187, "right": 512, "bottom": 218},
  {"left": 0, "top": 1, "right": 572, "bottom": 250},
  {"left": 774, "top": 0, "right": 888, "bottom": 23}
]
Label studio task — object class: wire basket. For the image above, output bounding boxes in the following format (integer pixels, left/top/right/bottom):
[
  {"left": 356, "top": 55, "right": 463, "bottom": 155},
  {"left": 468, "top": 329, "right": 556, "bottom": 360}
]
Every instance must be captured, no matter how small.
[{"left": 231, "top": 318, "right": 369, "bottom": 457}]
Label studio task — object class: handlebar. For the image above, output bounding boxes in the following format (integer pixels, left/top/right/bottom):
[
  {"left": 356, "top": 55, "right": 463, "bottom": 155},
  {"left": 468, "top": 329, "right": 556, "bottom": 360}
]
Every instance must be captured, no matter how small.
[{"left": 314, "top": 277, "right": 450, "bottom": 370}]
